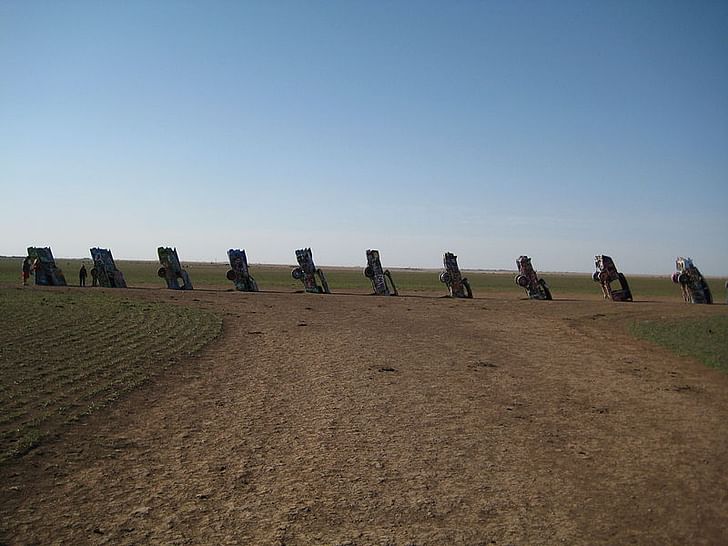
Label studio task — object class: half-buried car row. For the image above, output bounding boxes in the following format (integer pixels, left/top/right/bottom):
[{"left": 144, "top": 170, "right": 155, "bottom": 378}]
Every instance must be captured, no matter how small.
[{"left": 21, "top": 245, "right": 720, "bottom": 304}]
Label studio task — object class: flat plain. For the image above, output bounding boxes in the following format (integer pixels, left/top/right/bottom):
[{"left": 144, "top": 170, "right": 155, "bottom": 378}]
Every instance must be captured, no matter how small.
[{"left": 1, "top": 258, "right": 727, "bottom": 545}]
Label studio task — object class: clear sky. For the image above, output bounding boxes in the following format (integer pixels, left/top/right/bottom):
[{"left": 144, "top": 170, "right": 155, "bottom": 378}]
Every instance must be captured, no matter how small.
[{"left": 1, "top": 1, "right": 727, "bottom": 274}]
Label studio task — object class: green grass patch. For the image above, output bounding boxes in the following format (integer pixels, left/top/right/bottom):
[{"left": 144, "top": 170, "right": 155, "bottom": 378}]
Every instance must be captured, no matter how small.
[
  {"left": 0, "top": 288, "right": 222, "bottom": 463},
  {"left": 629, "top": 316, "right": 728, "bottom": 372}
]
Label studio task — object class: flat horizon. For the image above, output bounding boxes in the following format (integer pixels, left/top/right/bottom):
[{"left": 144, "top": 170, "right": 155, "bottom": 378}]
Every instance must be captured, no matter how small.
[{"left": 3, "top": 255, "right": 724, "bottom": 278}]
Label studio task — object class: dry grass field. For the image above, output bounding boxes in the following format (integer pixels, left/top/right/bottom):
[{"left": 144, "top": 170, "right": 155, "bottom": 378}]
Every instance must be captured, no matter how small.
[{"left": 1, "top": 266, "right": 727, "bottom": 545}]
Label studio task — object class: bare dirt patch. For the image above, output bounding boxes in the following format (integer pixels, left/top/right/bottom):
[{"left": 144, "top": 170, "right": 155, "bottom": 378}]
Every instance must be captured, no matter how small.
[{"left": 1, "top": 288, "right": 727, "bottom": 545}]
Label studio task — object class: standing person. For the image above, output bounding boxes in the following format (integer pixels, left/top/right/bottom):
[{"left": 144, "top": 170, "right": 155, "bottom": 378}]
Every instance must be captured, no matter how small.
[
  {"left": 90, "top": 266, "right": 98, "bottom": 287},
  {"left": 21, "top": 256, "right": 32, "bottom": 286},
  {"left": 79, "top": 264, "right": 88, "bottom": 287}
]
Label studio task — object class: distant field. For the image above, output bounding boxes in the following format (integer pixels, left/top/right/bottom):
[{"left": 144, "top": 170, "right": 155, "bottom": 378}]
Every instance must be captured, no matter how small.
[
  {"left": 1, "top": 256, "right": 725, "bottom": 300},
  {"left": 0, "top": 288, "right": 221, "bottom": 463}
]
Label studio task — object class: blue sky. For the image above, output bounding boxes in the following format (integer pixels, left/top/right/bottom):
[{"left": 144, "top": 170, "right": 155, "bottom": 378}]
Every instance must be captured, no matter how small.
[{"left": 1, "top": 1, "right": 727, "bottom": 274}]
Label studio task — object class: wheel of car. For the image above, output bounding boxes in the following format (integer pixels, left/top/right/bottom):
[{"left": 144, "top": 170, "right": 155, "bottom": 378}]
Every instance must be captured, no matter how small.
[
  {"left": 157, "top": 267, "right": 167, "bottom": 278},
  {"left": 671, "top": 272, "right": 681, "bottom": 284},
  {"left": 678, "top": 273, "right": 689, "bottom": 285},
  {"left": 515, "top": 274, "right": 529, "bottom": 288},
  {"left": 226, "top": 269, "right": 236, "bottom": 281},
  {"left": 364, "top": 266, "right": 374, "bottom": 278},
  {"left": 592, "top": 272, "right": 601, "bottom": 283},
  {"left": 439, "top": 271, "right": 451, "bottom": 284},
  {"left": 291, "top": 267, "right": 303, "bottom": 280}
]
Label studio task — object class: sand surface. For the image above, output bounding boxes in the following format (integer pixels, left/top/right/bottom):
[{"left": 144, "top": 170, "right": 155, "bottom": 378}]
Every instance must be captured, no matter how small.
[{"left": 2, "top": 288, "right": 727, "bottom": 545}]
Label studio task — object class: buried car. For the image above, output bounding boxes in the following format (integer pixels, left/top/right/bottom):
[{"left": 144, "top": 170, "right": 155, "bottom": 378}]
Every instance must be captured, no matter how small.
[
  {"left": 227, "top": 249, "right": 259, "bottom": 292},
  {"left": 364, "top": 249, "right": 398, "bottom": 296},
  {"left": 672, "top": 257, "right": 712, "bottom": 304},
  {"left": 439, "top": 252, "right": 472, "bottom": 298},
  {"left": 157, "top": 247, "right": 193, "bottom": 290},
  {"left": 593, "top": 255, "right": 632, "bottom": 301},
  {"left": 90, "top": 247, "right": 127, "bottom": 288},
  {"left": 514, "top": 255, "right": 551, "bottom": 300},
  {"left": 292, "top": 248, "right": 330, "bottom": 294},
  {"left": 27, "top": 246, "right": 67, "bottom": 286}
]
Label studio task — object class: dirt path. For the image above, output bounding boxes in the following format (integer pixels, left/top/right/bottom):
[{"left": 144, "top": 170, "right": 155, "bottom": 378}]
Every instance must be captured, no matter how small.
[{"left": 2, "top": 290, "right": 727, "bottom": 545}]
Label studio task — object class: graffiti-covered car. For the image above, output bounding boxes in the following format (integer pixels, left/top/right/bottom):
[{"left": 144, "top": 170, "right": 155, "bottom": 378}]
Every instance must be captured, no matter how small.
[
  {"left": 90, "top": 247, "right": 127, "bottom": 288},
  {"left": 515, "top": 256, "right": 551, "bottom": 300},
  {"left": 292, "top": 248, "right": 330, "bottom": 294},
  {"left": 27, "top": 246, "right": 67, "bottom": 286},
  {"left": 672, "top": 257, "right": 712, "bottom": 304},
  {"left": 227, "top": 249, "right": 259, "bottom": 292},
  {"left": 364, "top": 249, "right": 398, "bottom": 296},
  {"left": 157, "top": 247, "right": 193, "bottom": 290},
  {"left": 593, "top": 255, "right": 632, "bottom": 301},
  {"left": 440, "top": 252, "right": 472, "bottom": 298}
]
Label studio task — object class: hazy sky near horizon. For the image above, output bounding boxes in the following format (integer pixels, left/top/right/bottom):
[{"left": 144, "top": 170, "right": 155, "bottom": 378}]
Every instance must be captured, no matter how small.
[{"left": 1, "top": 1, "right": 727, "bottom": 274}]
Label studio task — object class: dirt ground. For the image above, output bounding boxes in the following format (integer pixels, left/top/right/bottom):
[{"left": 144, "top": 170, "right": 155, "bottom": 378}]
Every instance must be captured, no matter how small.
[{"left": 1, "top": 287, "right": 727, "bottom": 545}]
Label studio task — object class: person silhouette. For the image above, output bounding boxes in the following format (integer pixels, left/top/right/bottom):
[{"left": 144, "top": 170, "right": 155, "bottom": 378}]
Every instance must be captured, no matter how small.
[
  {"left": 79, "top": 264, "right": 88, "bottom": 287},
  {"left": 21, "top": 256, "right": 32, "bottom": 286}
]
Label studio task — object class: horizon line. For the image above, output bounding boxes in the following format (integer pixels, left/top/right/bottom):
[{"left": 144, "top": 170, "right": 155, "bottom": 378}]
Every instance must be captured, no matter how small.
[{"left": 2, "top": 255, "right": 725, "bottom": 279}]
